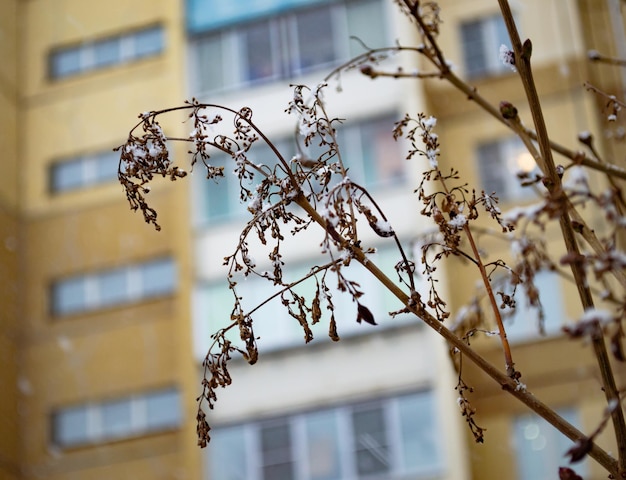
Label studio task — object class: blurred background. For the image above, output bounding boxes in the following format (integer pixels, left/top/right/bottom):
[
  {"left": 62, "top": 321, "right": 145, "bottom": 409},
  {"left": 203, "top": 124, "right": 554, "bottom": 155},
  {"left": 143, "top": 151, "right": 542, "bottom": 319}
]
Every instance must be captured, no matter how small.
[{"left": 1, "top": 0, "right": 624, "bottom": 479}]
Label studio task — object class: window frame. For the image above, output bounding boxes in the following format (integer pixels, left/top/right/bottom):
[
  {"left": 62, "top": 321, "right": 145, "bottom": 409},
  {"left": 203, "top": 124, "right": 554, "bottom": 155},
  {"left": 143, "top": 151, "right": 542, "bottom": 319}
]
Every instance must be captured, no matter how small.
[
  {"left": 194, "top": 113, "right": 402, "bottom": 227},
  {"left": 195, "top": 246, "right": 421, "bottom": 357},
  {"left": 49, "top": 25, "right": 165, "bottom": 80},
  {"left": 52, "top": 388, "right": 182, "bottom": 448},
  {"left": 50, "top": 257, "right": 177, "bottom": 317},
  {"left": 474, "top": 135, "right": 539, "bottom": 202},
  {"left": 207, "top": 390, "right": 443, "bottom": 480},
  {"left": 190, "top": 0, "right": 387, "bottom": 95},
  {"left": 459, "top": 13, "right": 512, "bottom": 79},
  {"left": 512, "top": 408, "right": 588, "bottom": 480}
]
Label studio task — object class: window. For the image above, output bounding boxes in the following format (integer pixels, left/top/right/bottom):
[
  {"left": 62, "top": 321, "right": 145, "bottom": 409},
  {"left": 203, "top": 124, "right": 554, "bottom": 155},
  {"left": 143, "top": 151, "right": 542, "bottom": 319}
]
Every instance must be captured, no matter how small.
[
  {"left": 513, "top": 408, "right": 588, "bottom": 480},
  {"left": 191, "top": 0, "right": 386, "bottom": 93},
  {"left": 352, "top": 404, "right": 390, "bottom": 476},
  {"left": 193, "top": 248, "right": 421, "bottom": 358},
  {"left": 49, "top": 26, "right": 164, "bottom": 79},
  {"left": 339, "top": 116, "right": 404, "bottom": 189},
  {"left": 195, "top": 115, "right": 401, "bottom": 225},
  {"left": 261, "top": 421, "right": 295, "bottom": 479},
  {"left": 207, "top": 391, "right": 442, "bottom": 480},
  {"left": 53, "top": 388, "right": 181, "bottom": 448},
  {"left": 50, "top": 149, "right": 120, "bottom": 193},
  {"left": 460, "top": 14, "right": 511, "bottom": 78},
  {"left": 51, "top": 257, "right": 176, "bottom": 316},
  {"left": 502, "top": 270, "right": 566, "bottom": 341},
  {"left": 198, "top": 138, "right": 289, "bottom": 224},
  {"left": 475, "top": 136, "right": 538, "bottom": 201}
]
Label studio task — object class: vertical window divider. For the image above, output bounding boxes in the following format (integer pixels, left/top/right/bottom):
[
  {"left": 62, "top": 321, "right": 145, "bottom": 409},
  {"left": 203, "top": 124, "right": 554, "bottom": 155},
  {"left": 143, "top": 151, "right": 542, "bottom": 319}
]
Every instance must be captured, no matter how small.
[
  {"left": 387, "top": 398, "right": 403, "bottom": 475},
  {"left": 334, "top": 2, "right": 350, "bottom": 61},
  {"left": 84, "top": 275, "right": 98, "bottom": 311},
  {"left": 336, "top": 404, "right": 356, "bottom": 479},
  {"left": 269, "top": 17, "right": 282, "bottom": 81},
  {"left": 83, "top": 154, "right": 97, "bottom": 184},
  {"left": 286, "top": 13, "right": 300, "bottom": 77},
  {"left": 120, "top": 34, "right": 133, "bottom": 62},
  {"left": 292, "top": 414, "right": 307, "bottom": 480},
  {"left": 130, "top": 395, "right": 146, "bottom": 434},
  {"left": 82, "top": 43, "right": 95, "bottom": 71},
  {"left": 127, "top": 265, "right": 142, "bottom": 301},
  {"left": 245, "top": 424, "right": 260, "bottom": 480},
  {"left": 88, "top": 404, "right": 102, "bottom": 442},
  {"left": 230, "top": 28, "right": 244, "bottom": 88}
]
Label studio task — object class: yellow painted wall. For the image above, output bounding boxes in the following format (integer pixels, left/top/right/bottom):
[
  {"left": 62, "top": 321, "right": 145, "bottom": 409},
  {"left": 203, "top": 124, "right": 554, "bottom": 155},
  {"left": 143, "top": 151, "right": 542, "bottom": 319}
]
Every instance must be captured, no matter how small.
[
  {"left": 0, "top": 0, "right": 21, "bottom": 478},
  {"left": 15, "top": 0, "right": 200, "bottom": 478},
  {"left": 423, "top": 2, "right": 620, "bottom": 479}
]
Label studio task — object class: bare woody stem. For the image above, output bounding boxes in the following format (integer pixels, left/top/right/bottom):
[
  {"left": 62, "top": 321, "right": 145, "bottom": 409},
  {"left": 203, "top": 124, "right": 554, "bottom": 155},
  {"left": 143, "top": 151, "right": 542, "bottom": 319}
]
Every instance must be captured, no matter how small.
[
  {"left": 462, "top": 223, "right": 516, "bottom": 377},
  {"left": 498, "top": 0, "right": 626, "bottom": 473}
]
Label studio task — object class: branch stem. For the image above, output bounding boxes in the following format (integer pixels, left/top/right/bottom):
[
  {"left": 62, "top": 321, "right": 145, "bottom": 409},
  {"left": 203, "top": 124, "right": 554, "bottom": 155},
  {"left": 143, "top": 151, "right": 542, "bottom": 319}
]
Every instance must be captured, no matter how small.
[
  {"left": 295, "top": 191, "right": 619, "bottom": 476},
  {"left": 498, "top": 0, "right": 626, "bottom": 473}
]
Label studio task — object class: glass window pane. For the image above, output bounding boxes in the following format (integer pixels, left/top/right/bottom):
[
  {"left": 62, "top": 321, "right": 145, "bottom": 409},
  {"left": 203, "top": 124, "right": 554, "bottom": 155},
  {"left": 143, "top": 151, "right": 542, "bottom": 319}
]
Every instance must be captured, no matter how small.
[
  {"left": 205, "top": 166, "right": 243, "bottom": 221},
  {"left": 347, "top": 0, "right": 386, "bottom": 57},
  {"left": 210, "top": 425, "right": 248, "bottom": 480},
  {"left": 133, "top": 27, "right": 164, "bottom": 58},
  {"left": 260, "top": 422, "right": 294, "bottom": 480},
  {"left": 361, "top": 117, "right": 403, "bottom": 188},
  {"left": 495, "top": 15, "right": 511, "bottom": 49},
  {"left": 477, "top": 137, "right": 534, "bottom": 200},
  {"left": 52, "top": 277, "right": 87, "bottom": 315},
  {"left": 140, "top": 259, "right": 176, "bottom": 297},
  {"left": 101, "top": 399, "right": 133, "bottom": 439},
  {"left": 351, "top": 405, "right": 390, "bottom": 475},
  {"left": 54, "top": 406, "right": 89, "bottom": 446},
  {"left": 196, "top": 33, "right": 224, "bottom": 92},
  {"left": 305, "top": 410, "right": 342, "bottom": 480},
  {"left": 477, "top": 141, "right": 507, "bottom": 196},
  {"left": 294, "top": 7, "right": 336, "bottom": 72},
  {"left": 514, "top": 409, "right": 587, "bottom": 480},
  {"left": 338, "top": 127, "right": 365, "bottom": 184},
  {"left": 397, "top": 392, "right": 442, "bottom": 473},
  {"left": 95, "top": 150, "right": 120, "bottom": 183},
  {"left": 242, "top": 20, "right": 277, "bottom": 82},
  {"left": 51, "top": 159, "right": 85, "bottom": 192},
  {"left": 146, "top": 389, "right": 181, "bottom": 430},
  {"left": 51, "top": 47, "right": 82, "bottom": 78},
  {"left": 461, "top": 20, "right": 487, "bottom": 78},
  {"left": 505, "top": 271, "right": 564, "bottom": 340},
  {"left": 97, "top": 268, "right": 129, "bottom": 306},
  {"left": 94, "top": 38, "right": 121, "bottom": 67}
]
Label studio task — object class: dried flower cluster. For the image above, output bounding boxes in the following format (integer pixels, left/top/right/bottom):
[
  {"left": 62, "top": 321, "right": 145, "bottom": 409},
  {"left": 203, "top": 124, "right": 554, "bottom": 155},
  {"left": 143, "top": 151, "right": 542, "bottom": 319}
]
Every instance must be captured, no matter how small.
[{"left": 118, "top": 0, "right": 626, "bottom": 477}]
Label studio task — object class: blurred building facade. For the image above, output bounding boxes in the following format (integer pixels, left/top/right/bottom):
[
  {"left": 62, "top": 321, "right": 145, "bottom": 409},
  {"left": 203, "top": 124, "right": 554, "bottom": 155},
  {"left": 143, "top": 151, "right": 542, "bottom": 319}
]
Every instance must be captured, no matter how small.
[{"left": 0, "top": 1, "right": 623, "bottom": 480}]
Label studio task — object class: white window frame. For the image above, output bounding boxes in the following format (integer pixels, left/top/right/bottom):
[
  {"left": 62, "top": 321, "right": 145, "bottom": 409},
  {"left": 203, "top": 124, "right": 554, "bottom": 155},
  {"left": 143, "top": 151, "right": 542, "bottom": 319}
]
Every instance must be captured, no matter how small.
[
  {"left": 51, "top": 257, "right": 176, "bottom": 317},
  {"left": 475, "top": 136, "right": 539, "bottom": 201},
  {"left": 50, "top": 149, "right": 120, "bottom": 193},
  {"left": 513, "top": 408, "right": 588, "bottom": 480},
  {"left": 190, "top": 0, "right": 386, "bottom": 95},
  {"left": 206, "top": 391, "right": 443, "bottom": 480},
  {"left": 460, "top": 13, "right": 512, "bottom": 79},
  {"left": 195, "top": 247, "right": 421, "bottom": 358},
  {"left": 500, "top": 270, "right": 566, "bottom": 342},
  {"left": 50, "top": 25, "right": 164, "bottom": 80},
  {"left": 53, "top": 388, "right": 181, "bottom": 448},
  {"left": 194, "top": 113, "right": 402, "bottom": 226}
]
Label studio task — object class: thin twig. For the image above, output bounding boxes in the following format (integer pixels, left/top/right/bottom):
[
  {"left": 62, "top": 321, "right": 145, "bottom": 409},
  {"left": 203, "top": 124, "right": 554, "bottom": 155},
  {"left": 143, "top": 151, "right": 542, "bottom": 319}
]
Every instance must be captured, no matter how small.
[{"left": 498, "top": 0, "right": 626, "bottom": 473}]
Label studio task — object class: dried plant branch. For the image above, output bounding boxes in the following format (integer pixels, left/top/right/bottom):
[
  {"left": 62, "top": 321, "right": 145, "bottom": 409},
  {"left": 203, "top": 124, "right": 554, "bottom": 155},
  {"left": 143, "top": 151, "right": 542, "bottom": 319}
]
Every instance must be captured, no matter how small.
[
  {"left": 498, "top": 0, "right": 626, "bottom": 473},
  {"left": 117, "top": 1, "right": 626, "bottom": 477}
]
